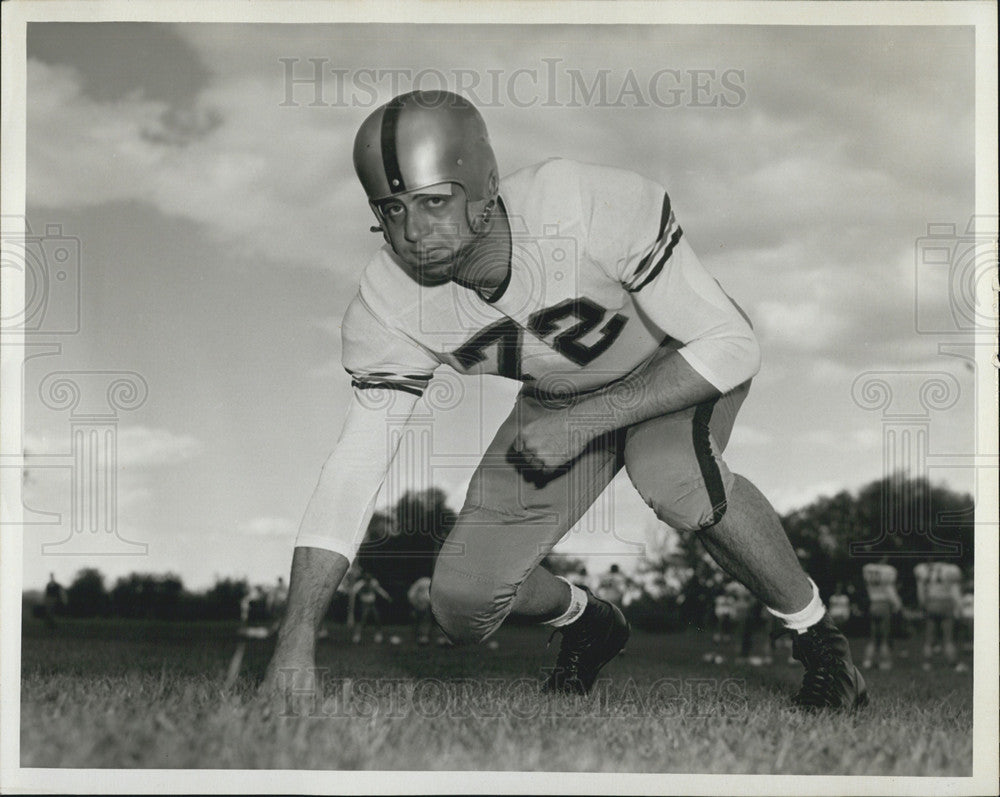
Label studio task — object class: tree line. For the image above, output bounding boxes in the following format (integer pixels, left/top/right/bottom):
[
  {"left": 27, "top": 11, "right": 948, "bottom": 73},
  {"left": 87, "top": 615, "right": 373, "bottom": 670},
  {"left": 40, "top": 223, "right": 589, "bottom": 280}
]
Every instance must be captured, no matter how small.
[{"left": 28, "top": 475, "right": 973, "bottom": 626}]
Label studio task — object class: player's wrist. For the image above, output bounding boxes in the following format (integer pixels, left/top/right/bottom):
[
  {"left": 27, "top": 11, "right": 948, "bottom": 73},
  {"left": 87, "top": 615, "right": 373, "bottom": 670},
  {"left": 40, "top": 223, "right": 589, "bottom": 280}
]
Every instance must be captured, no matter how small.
[{"left": 275, "top": 619, "right": 318, "bottom": 654}]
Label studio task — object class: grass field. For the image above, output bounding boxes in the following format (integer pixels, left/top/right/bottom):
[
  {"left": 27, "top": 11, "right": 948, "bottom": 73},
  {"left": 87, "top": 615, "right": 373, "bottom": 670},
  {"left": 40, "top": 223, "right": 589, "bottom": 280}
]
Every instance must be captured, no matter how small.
[{"left": 19, "top": 614, "right": 973, "bottom": 774}]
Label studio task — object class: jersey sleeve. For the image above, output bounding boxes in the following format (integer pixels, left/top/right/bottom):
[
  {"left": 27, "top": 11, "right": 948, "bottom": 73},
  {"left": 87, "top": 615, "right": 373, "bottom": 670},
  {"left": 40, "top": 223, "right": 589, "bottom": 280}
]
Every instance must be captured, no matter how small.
[
  {"left": 296, "top": 284, "right": 440, "bottom": 560},
  {"left": 342, "top": 293, "right": 439, "bottom": 398},
  {"left": 584, "top": 170, "right": 760, "bottom": 394},
  {"left": 294, "top": 387, "right": 420, "bottom": 560}
]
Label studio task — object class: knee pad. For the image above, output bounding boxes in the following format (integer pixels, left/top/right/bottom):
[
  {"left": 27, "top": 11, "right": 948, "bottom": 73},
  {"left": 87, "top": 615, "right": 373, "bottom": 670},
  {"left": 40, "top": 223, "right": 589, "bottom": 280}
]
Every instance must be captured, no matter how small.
[
  {"left": 625, "top": 416, "right": 734, "bottom": 533},
  {"left": 430, "top": 562, "right": 515, "bottom": 645},
  {"left": 637, "top": 474, "right": 729, "bottom": 532}
]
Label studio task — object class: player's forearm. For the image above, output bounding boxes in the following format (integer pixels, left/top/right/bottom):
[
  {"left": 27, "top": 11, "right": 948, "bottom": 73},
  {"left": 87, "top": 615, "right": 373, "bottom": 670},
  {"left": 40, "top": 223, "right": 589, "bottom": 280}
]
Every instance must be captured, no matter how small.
[
  {"left": 574, "top": 348, "right": 722, "bottom": 435},
  {"left": 294, "top": 390, "right": 418, "bottom": 557},
  {"left": 274, "top": 547, "right": 350, "bottom": 652}
]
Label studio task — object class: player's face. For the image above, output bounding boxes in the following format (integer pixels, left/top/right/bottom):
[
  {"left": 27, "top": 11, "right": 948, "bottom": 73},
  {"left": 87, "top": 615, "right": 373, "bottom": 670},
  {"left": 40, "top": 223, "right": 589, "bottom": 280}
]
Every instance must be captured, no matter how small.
[{"left": 378, "top": 185, "right": 475, "bottom": 280}]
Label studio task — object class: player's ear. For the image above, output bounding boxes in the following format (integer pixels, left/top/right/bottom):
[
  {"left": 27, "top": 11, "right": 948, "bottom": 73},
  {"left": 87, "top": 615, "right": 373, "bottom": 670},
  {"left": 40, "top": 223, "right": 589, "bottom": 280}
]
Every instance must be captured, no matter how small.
[{"left": 470, "top": 198, "right": 497, "bottom": 234}]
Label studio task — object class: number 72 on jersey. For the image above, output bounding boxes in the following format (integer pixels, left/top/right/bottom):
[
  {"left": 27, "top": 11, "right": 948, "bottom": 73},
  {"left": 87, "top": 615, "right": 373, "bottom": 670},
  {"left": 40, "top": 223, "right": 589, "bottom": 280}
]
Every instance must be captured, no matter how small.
[{"left": 450, "top": 298, "right": 628, "bottom": 379}]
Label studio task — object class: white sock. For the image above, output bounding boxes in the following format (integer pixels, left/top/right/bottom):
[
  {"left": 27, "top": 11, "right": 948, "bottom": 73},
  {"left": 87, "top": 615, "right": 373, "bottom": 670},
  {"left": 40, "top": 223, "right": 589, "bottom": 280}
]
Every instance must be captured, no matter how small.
[
  {"left": 544, "top": 577, "right": 589, "bottom": 628},
  {"left": 767, "top": 579, "right": 824, "bottom": 634}
]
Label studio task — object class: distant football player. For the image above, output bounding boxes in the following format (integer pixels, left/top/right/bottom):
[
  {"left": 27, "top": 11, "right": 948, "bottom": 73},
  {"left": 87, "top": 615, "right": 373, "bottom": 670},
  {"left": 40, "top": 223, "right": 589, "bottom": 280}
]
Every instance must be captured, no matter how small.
[
  {"left": 350, "top": 571, "right": 392, "bottom": 645},
  {"left": 861, "top": 560, "right": 902, "bottom": 670},
  {"left": 567, "top": 567, "right": 592, "bottom": 591},
  {"left": 957, "top": 583, "right": 974, "bottom": 658},
  {"left": 725, "top": 581, "right": 757, "bottom": 661},
  {"left": 407, "top": 576, "right": 434, "bottom": 645},
  {"left": 226, "top": 585, "right": 278, "bottom": 690},
  {"left": 42, "top": 573, "right": 65, "bottom": 630},
  {"left": 828, "top": 585, "right": 852, "bottom": 627},
  {"left": 914, "top": 560, "right": 963, "bottom": 670},
  {"left": 596, "top": 564, "right": 628, "bottom": 606},
  {"left": 264, "top": 90, "right": 867, "bottom": 710},
  {"left": 240, "top": 585, "right": 266, "bottom": 625},
  {"left": 713, "top": 589, "right": 736, "bottom": 643},
  {"left": 266, "top": 576, "right": 289, "bottom": 622}
]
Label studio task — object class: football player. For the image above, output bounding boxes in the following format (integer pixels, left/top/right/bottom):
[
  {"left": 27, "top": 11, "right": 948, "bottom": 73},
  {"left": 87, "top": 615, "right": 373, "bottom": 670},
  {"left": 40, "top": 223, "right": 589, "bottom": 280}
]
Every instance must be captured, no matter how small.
[
  {"left": 861, "top": 559, "right": 903, "bottom": 670},
  {"left": 713, "top": 588, "right": 736, "bottom": 643},
  {"left": 266, "top": 576, "right": 288, "bottom": 622},
  {"left": 914, "top": 560, "right": 963, "bottom": 670},
  {"left": 350, "top": 571, "right": 392, "bottom": 645},
  {"left": 725, "top": 580, "right": 758, "bottom": 662},
  {"left": 263, "top": 90, "right": 866, "bottom": 710},
  {"left": 407, "top": 576, "right": 434, "bottom": 645},
  {"left": 958, "top": 581, "right": 974, "bottom": 656},
  {"left": 41, "top": 573, "right": 65, "bottom": 630},
  {"left": 226, "top": 585, "right": 278, "bottom": 691},
  {"left": 828, "top": 584, "right": 852, "bottom": 627},
  {"left": 596, "top": 564, "right": 629, "bottom": 607}
]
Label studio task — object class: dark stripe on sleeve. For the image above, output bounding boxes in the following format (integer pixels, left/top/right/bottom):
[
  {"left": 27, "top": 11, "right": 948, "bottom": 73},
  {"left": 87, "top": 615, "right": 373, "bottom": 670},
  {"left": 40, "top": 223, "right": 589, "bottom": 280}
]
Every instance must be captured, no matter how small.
[
  {"left": 352, "top": 380, "right": 423, "bottom": 398},
  {"left": 364, "top": 371, "right": 433, "bottom": 381},
  {"left": 630, "top": 226, "right": 683, "bottom": 293},
  {"left": 692, "top": 398, "right": 728, "bottom": 525},
  {"left": 380, "top": 97, "right": 406, "bottom": 193},
  {"left": 631, "top": 192, "right": 673, "bottom": 279}
]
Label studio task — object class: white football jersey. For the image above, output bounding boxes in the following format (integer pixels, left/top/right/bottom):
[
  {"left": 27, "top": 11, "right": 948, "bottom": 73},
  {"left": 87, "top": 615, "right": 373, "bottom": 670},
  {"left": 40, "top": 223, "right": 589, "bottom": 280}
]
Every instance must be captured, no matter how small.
[
  {"left": 597, "top": 571, "right": 628, "bottom": 602},
  {"left": 829, "top": 594, "right": 851, "bottom": 620},
  {"left": 714, "top": 594, "right": 736, "bottom": 620},
  {"left": 914, "top": 562, "right": 963, "bottom": 601},
  {"left": 960, "top": 592, "right": 974, "bottom": 620},
  {"left": 862, "top": 563, "right": 899, "bottom": 603},
  {"left": 297, "top": 160, "right": 759, "bottom": 561},
  {"left": 407, "top": 576, "right": 432, "bottom": 611},
  {"left": 343, "top": 158, "right": 758, "bottom": 398}
]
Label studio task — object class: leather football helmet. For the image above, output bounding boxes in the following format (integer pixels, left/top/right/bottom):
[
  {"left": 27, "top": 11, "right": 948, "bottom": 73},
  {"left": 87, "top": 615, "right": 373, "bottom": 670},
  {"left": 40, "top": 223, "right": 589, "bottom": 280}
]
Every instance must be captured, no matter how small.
[{"left": 353, "top": 90, "right": 499, "bottom": 236}]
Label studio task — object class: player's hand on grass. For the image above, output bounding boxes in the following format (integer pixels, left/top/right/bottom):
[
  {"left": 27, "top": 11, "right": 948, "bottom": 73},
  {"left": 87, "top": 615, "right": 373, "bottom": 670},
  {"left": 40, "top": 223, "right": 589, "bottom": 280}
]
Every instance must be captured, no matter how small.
[{"left": 259, "top": 638, "right": 323, "bottom": 717}]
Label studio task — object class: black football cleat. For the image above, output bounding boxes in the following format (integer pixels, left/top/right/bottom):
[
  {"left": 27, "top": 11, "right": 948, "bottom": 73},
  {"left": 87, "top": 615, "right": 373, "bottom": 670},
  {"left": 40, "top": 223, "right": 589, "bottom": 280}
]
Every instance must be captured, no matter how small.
[
  {"left": 542, "top": 588, "right": 630, "bottom": 696},
  {"left": 788, "top": 614, "right": 869, "bottom": 711}
]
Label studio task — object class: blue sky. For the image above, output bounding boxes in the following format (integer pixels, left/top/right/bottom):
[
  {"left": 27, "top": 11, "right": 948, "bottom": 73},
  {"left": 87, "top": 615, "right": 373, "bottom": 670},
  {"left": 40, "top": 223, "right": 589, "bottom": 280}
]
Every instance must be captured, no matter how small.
[{"left": 21, "top": 23, "right": 980, "bottom": 590}]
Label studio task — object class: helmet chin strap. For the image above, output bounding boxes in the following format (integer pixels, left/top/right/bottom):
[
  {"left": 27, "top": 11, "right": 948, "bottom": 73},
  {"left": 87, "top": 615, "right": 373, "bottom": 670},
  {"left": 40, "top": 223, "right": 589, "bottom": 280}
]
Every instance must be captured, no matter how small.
[{"left": 368, "top": 203, "right": 391, "bottom": 245}]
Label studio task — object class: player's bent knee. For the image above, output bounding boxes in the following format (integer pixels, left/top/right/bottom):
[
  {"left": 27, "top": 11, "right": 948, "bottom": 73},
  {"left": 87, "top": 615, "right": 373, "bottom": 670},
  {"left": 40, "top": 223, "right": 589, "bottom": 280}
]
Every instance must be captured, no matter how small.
[
  {"left": 641, "top": 480, "right": 728, "bottom": 533},
  {"left": 430, "top": 564, "right": 514, "bottom": 645}
]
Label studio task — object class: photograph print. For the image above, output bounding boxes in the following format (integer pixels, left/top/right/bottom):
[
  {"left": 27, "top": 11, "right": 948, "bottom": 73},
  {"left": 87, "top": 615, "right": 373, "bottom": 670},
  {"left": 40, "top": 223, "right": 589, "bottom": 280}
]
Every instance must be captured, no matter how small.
[{"left": 1, "top": 2, "right": 997, "bottom": 794}]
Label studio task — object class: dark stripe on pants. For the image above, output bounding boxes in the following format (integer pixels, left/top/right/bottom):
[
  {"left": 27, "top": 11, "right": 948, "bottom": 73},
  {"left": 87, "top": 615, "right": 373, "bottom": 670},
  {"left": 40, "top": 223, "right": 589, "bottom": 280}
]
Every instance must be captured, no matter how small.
[{"left": 692, "top": 397, "right": 727, "bottom": 525}]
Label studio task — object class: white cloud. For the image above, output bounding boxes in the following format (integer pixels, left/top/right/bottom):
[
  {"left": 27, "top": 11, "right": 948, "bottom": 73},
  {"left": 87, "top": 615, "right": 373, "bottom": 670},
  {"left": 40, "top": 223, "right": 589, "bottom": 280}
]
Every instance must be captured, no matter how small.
[
  {"left": 768, "top": 480, "right": 856, "bottom": 515},
  {"left": 810, "top": 358, "right": 857, "bottom": 384},
  {"left": 27, "top": 57, "right": 367, "bottom": 271},
  {"left": 754, "top": 300, "right": 850, "bottom": 352},
  {"left": 116, "top": 485, "right": 154, "bottom": 509},
  {"left": 727, "top": 425, "right": 772, "bottom": 447},
  {"left": 236, "top": 516, "right": 298, "bottom": 537},
  {"left": 22, "top": 427, "right": 199, "bottom": 520},
  {"left": 117, "top": 426, "right": 202, "bottom": 468},
  {"left": 798, "top": 428, "right": 882, "bottom": 451}
]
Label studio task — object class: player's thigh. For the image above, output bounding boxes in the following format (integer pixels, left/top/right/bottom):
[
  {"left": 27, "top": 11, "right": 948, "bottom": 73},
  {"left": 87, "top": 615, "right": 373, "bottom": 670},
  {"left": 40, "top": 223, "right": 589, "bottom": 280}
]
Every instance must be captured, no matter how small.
[
  {"left": 433, "top": 391, "right": 623, "bottom": 597},
  {"left": 623, "top": 381, "right": 749, "bottom": 531}
]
